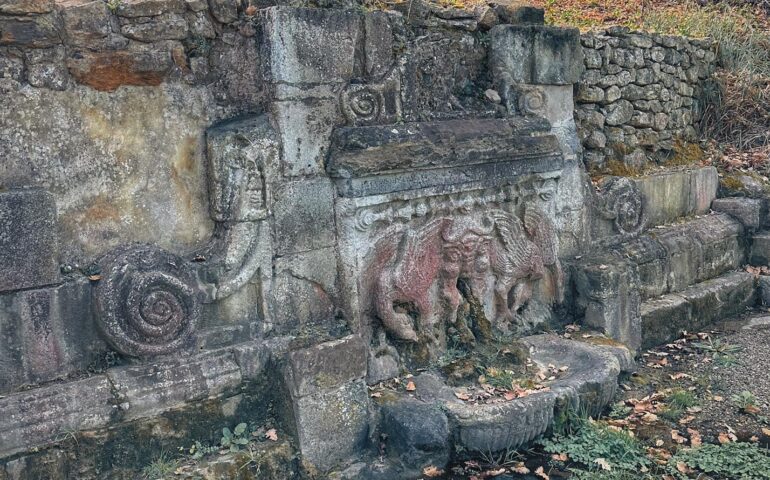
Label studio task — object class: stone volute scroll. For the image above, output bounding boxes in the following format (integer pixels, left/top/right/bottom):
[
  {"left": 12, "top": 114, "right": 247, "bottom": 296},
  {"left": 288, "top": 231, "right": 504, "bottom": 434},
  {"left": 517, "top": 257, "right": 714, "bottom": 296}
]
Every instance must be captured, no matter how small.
[{"left": 94, "top": 244, "right": 202, "bottom": 358}]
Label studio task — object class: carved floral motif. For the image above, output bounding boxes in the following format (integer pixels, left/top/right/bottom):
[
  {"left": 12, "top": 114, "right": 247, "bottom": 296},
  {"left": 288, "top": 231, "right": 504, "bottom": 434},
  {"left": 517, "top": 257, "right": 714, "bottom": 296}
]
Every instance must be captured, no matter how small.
[{"left": 595, "top": 177, "right": 648, "bottom": 239}]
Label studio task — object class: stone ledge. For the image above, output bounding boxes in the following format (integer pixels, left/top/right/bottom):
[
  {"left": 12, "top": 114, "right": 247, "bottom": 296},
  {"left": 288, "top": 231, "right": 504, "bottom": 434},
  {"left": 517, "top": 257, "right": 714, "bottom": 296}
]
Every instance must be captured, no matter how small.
[
  {"left": 0, "top": 337, "right": 291, "bottom": 459},
  {"left": 641, "top": 271, "right": 756, "bottom": 348}
]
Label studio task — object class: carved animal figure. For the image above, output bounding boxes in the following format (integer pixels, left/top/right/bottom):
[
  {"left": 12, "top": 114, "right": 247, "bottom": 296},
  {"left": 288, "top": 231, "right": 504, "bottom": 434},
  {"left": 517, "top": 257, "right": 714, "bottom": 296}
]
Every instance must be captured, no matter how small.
[
  {"left": 370, "top": 218, "right": 452, "bottom": 342},
  {"left": 488, "top": 210, "right": 545, "bottom": 324},
  {"left": 523, "top": 203, "right": 564, "bottom": 303}
]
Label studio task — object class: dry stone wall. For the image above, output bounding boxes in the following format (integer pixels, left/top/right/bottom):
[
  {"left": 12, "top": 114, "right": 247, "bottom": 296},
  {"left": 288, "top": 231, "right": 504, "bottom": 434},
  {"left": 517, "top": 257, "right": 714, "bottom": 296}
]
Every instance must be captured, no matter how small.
[{"left": 575, "top": 27, "right": 718, "bottom": 170}]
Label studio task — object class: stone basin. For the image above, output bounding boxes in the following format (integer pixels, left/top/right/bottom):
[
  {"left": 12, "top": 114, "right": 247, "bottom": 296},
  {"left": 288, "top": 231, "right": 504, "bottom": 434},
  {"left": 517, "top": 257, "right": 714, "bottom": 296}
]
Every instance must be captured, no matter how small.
[{"left": 377, "top": 334, "right": 629, "bottom": 466}]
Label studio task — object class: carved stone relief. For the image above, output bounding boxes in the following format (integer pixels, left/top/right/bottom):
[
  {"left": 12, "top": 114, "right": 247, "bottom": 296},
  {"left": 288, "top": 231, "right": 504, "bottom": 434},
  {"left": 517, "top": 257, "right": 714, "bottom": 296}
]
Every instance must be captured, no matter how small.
[
  {"left": 94, "top": 244, "right": 202, "bottom": 358},
  {"left": 593, "top": 176, "right": 648, "bottom": 242},
  {"left": 340, "top": 69, "right": 402, "bottom": 126},
  {"left": 346, "top": 176, "right": 563, "bottom": 365}
]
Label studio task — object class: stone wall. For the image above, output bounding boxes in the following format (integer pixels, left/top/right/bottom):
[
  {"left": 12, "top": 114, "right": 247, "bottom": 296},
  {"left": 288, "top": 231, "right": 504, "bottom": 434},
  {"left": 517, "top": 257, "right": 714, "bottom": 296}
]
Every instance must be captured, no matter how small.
[{"left": 575, "top": 27, "right": 718, "bottom": 170}]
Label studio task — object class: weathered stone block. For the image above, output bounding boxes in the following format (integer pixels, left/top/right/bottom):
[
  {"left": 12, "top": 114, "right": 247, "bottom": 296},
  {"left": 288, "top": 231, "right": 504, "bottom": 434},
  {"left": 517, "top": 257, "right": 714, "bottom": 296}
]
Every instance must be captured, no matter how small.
[
  {"left": 364, "top": 11, "right": 394, "bottom": 78},
  {"left": 656, "top": 228, "right": 702, "bottom": 295},
  {"left": 0, "top": 14, "right": 60, "bottom": 48},
  {"left": 116, "top": 0, "right": 186, "bottom": 17},
  {"left": 490, "top": 24, "right": 583, "bottom": 85},
  {"left": 66, "top": 47, "right": 173, "bottom": 92},
  {"left": 0, "top": 376, "right": 114, "bottom": 458},
  {"left": 260, "top": 7, "right": 362, "bottom": 84},
  {"left": 208, "top": 0, "right": 238, "bottom": 23},
  {"left": 679, "top": 272, "right": 755, "bottom": 329},
  {"left": 0, "top": 279, "right": 102, "bottom": 394},
  {"left": 616, "top": 236, "right": 668, "bottom": 299},
  {"left": 107, "top": 351, "right": 242, "bottom": 421},
  {"left": 750, "top": 230, "right": 770, "bottom": 266},
  {"left": 272, "top": 97, "right": 339, "bottom": 177},
  {"left": 120, "top": 13, "right": 189, "bottom": 41},
  {"left": 641, "top": 294, "right": 690, "bottom": 349},
  {"left": 573, "top": 257, "right": 642, "bottom": 351},
  {"left": 0, "top": 189, "right": 58, "bottom": 293},
  {"left": 0, "top": 0, "right": 52, "bottom": 14},
  {"left": 690, "top": 214, "right": 744, "bottom": 282},
  {"left": 632, "top": 167, "right": 717, "bottom": 227},
  {"left": 291, "top": 381, "right": 370, "bottom": 472},
  {"left": 272, "top": 178, "right": 336, "bottom": 255},
  {"left": 381, "top": 399, "right": 450, "bottom": 469},
  {"left": 284, "top": 335, "right": 366, "bottom": 397},
  {"left": 270, "top": 247, "right": 340, "bottom": 333},
  {"left": 58, "top": 0, "right": 111, "bottom": 47},
  {"left": 759, "top": 275, "right": 770, "bottom": 306},
  {"left": 712, "top": 197, "right": 764, "bottom": 230}
]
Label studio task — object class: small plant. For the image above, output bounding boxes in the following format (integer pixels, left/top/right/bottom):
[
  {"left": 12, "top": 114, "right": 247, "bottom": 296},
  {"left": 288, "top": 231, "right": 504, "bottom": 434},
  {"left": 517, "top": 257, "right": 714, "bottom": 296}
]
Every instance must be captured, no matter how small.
[
  {"left": 607, "top": 401, "right": 632, "bottom": 420},
  {"left": 188, "top": 440, "right": 218, "bottom": 460},
  {"left": 661, "top": 389, "right": 699, "bottom": 422},
  {"left": 540, "top": 418, "right": 652, "bottom": 474},
  {"left": 732, "top": 390, "right": 761, "bottom": 414},
  {"left": 142, "top": 451, "right": 178, "bottom": 480},
  {"left": 693, "top": 338, "right": 742, "bottom": 365},
  {"left": 105, "top": 0, "right": 122, "bottom": 13},
  {"left": 221, "top": 422, "right": 250, "bottom": 453},
  {"left": 668, "top": 442, "right": 770, "bottom": 480}
]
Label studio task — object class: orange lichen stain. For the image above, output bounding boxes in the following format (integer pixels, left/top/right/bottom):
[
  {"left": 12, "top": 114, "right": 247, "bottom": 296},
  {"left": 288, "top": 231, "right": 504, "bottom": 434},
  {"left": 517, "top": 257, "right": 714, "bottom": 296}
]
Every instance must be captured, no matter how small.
[
  {"left": 81, "top": 194, "right": 121, "bottom": 223},
  {"left": 171, "top": 135, "right": 201, "bottom": 212},
  {"left": 67, "top": 51, "right": 167, "bottom": 92}
]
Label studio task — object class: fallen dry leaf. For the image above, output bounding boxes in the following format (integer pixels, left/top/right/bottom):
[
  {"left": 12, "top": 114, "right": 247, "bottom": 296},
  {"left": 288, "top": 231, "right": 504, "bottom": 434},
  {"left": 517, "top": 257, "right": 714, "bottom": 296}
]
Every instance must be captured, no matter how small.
[
  {"left": 535, "top": 466, "right": 549, "bottom": 480},
  {"left": 595, "top": 458, "right": 612, "bottom": 471},
  {"left": 406, "top": 381, "right": 416, "bottom": 392},
  {"left": 687, "top": 428, "right": 702, "bottom": 447},
  {"left": 511, "top": 463, "right": 530, "bottom": 474},
  {"left": 551, "top": 453, "right": 568, "bottom": 462},
  {"left": 265, "top": 428, "right": 278, "bottom": 441},
  {"left": 718, "top": 432, "right": 732, "bottom": 444},
  {"left": 422, "top": 465, "right": 443, "bottom": 477},
  {"left": 676, "top": 462, "right": 692, "bottom": 474},
  {"left": 671, "top": 430, "right": 687, "bottom": 444},
  {"left": 762, "top": 427, "right": 770, "bottom": 436}
]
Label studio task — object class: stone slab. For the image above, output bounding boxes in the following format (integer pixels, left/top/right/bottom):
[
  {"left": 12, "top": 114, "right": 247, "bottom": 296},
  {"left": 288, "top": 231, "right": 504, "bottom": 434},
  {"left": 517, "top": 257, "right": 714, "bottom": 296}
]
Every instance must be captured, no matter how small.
[
  {"left": 292, "top": 380, "right": 370, "bottom": 472},
  {"left": 0, "top": 278, "right": 104, "bottom": 395},
  {"left": 489, "top": 24, "right": 583, "bottom": 85},
  {"left": 642, "top": 272, "right": 756, "bottom": 348},
  {"left": 285, "top": 335, "right": 366, "bottom": 398},
  {"left": 632, "top": 166, "right": 717, "bottom": 227},
  {"left": 712, "top": 197, "right": 764, "bottom": 231},
  {"left": 272, "top": 178, "right": 336, "bottom": 255},
  {"left": 0, "top": 189, "right": 59, "bottom": 293},
  {"left": 381, "top": 399, "right": 450, "bottom": 470},
  {"left": 327, "top": 118, "right": 563, "bottom": 197},
  {"left": 0, "top": 375, "right": 114, "bottom": 458},
  {"left": 107, "top": 350, "right": 242, "bottom": 421},
  {"left": 260, "top": 7, "right": 362, "bottom": 84}
]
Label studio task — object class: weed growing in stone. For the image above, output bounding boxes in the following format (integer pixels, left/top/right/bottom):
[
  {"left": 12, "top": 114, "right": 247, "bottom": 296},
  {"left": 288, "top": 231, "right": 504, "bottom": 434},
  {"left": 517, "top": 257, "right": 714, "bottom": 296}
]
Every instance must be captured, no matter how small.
[
  {"left": 142, "top": 451, "right": 179, "bottom": 480},
  {"left": 661, "top": 389, "right": 700, "bottom": 422},
  {"left": 105, "top": 0, "right": 122, "bottom": 13},
  {"left": 732, "top": 390, "right": 760, "bottom": 414},
  {"left": 221, "top": 422, "right": 250, "bottom": 453}
]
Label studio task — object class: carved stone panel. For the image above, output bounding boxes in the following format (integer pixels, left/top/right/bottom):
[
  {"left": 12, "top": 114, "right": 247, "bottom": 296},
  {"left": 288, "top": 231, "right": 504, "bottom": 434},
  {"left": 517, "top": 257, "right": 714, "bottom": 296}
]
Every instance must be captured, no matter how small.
[{"left": 336, "top": 176, "right": 564, "bottom": 367}]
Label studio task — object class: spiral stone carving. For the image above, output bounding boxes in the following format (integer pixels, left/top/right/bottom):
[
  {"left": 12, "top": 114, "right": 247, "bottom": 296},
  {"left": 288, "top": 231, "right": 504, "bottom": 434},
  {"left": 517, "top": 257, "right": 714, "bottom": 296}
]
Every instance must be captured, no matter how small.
[
  {"left": 596, "top": 177, "right": 647, "bottom": 237},
  {"left": 517, "top": 86, "right": 547, "bottom": 116},
  {"left": 95, "top": 244, "right": 201, "bottom": 358},
  {"left": 341, "top": 85, "right": 383, "bottom": 125}
]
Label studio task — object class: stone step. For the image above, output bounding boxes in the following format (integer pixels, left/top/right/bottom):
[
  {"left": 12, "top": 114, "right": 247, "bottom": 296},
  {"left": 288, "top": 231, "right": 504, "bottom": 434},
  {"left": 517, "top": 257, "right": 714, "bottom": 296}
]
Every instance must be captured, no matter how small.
[
  {"left": 618, "top": 212, "right": 745, "bottom": 300},
  {"left": 633, "top": 166, "right": 717, "bottom": 228},
  {"left": 641, "top": 271, "right": 756, "bottom": 349},
  {"left": 573, "top": 213, "right": 747, "bottom": 351}
]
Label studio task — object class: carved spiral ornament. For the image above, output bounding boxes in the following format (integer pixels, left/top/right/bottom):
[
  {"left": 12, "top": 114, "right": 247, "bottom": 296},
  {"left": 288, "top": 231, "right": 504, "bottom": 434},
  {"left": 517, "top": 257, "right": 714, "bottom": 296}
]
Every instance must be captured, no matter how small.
[
  {"left": 597, "top": 177, "right": 647, "bottom": 237},
  {"left": 95, "top": 244, "right": 201, "bottom": 358},
  {"left": 517, "top": 87, "right": 546, "bottom": 116},
  {"left": 341, "top": 85, "right": 383, "bottom": 124}
]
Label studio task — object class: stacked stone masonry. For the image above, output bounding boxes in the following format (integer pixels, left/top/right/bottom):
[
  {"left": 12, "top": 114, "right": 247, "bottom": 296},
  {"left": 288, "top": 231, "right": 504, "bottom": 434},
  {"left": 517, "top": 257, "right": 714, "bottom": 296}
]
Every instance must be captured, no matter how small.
[{"left": 576, "top": 27, "right": 718, "bottom": 169}]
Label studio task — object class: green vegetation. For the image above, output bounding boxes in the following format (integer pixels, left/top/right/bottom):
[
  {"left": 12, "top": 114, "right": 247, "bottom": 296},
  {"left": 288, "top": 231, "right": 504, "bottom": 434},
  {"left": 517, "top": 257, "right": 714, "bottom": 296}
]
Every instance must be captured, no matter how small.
[
  {"left": 221, "top": 422, "right": 250, "bottom": 453},
  {"left": 668, "top": 442, "right": 770, "bottom": 479},
  {"left": 541, "top": 416, "right": 652, "bottom": 475},
  {"left": 693, "top": 338, "right": 742, "bottom": 365},
  {"left": 142, "top": 451, "right": 179, "bottom": 480}
]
